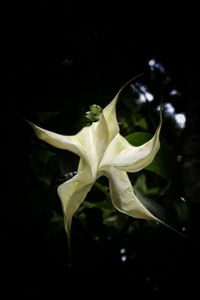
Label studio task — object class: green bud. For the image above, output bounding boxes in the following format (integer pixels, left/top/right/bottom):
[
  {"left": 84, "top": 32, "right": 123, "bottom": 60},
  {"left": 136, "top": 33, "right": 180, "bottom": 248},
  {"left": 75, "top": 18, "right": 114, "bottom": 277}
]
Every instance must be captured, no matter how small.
[{"left": 90, "top": 104, "right": 102, "bottom": 115}]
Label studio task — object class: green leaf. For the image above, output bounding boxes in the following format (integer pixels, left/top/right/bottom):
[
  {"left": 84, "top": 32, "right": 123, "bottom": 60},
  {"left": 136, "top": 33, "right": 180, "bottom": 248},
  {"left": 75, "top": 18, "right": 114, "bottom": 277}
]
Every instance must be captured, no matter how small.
[
  {"left": 82, "top": 199, "right": 115, "bottom": 218},
  {"left": 126, "top": 132, "right": 176, "bottom": 181},
  {"left": 135, "top": 117, "right": 148, "bottom": 130},
  {"left": 49, "top": 211, "right": 63, "bottom": 224},
  {"left": 172, "top": 201, "right": 190, "bottom": 224},
  {"left": 32, "top": 147, "right": 56, "bottom": 164},
  {"left": 134, "top": 174, "right": 162, "bottom": 196},
  {"left": 126, "top": 132, "right": 154, "bottom": 146}
]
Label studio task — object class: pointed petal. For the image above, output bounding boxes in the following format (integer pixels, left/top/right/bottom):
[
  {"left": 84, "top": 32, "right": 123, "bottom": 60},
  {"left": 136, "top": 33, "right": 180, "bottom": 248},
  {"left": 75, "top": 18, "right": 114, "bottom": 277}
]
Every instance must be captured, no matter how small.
[
  {"left": 57, "top": 169, "right": 93, "bottom": 239},
  {"left": 106, "top": 167, "right": 161, "bottom": 222},
  {"left": 29, "top": 122, "right": 84, "bottom": 157},
  {"left": 100, "top": 116, "right": 162, "bottom": 172},
  {"left": 100, "top": 96, "right": 119, "bottom": 141},
  {"left": 99, "top": 74, "right": 144, "bottom": 142},
  {"left": 105, "top": 167, "right": 187, "bottom": 238},
  {"left": 75, "top": 124, "right": 102, "bottom": 179}
]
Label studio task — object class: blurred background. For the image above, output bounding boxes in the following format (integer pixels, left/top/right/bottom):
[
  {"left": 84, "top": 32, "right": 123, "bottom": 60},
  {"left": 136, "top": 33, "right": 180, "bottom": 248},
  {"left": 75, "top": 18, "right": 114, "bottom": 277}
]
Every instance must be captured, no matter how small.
[{"left": 4, "top": 1, "right": 200, "bottom": 298}]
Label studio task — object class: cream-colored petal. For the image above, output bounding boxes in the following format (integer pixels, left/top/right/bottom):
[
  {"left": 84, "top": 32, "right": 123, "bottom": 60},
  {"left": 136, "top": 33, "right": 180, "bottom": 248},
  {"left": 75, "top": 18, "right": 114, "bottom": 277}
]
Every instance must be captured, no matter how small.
[
  {"left": 105, "top": 167, "right": 185, "bottom": 236},
  {"left": 100, "top": 116, "right": 162, "bottom": 173},
  {"left": 100, "top": 96, "right": 119, "bottom": 141},
  {"left": 57, "top": 171, "right": 94, "bottom": 240},
  {"left": 105, "top": 167, "right": 160, "bottom": 222},
  {"left": 95, "top": 76, "right": 143, "bottom": 145},
  {"left": 75, "top": 124, "right": 104, "bottom": 179},
  {"left": 29, "top": 122, "right": 83, "bottom": 157}
]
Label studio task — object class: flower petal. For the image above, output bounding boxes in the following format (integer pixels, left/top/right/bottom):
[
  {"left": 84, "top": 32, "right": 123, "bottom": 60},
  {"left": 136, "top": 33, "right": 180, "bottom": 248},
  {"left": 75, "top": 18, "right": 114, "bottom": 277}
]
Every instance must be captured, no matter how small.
[
  {"left": 57, "top": 170, "right": 94, "bottom": 240},
  {"left": 92, "top": 78, "right": 139, "bottom": 165},
  {"left": 98, "top": 76, "right": 143, "bottom": 142},
  {"left": 105, "top": 167, "right": 161, "bottom": 222},
  {"left": 100, "top": 96, "right": 119, "bottom": 141},
  {"left": 100, "top": 116, "right": 162, "bottom": 172},
  {"left": 29, "top": 122, "right": 84, "bottom": 157},
  {"left": 107, "top": 168, "right": 188, "bottom": 238}
]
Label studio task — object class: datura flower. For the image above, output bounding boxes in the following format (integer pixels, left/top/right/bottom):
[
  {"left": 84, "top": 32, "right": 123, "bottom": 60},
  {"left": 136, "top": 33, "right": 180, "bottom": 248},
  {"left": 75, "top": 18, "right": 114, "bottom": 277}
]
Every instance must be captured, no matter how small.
[{"left": 29, "top": 79, "right": 163, "bottom": 240}]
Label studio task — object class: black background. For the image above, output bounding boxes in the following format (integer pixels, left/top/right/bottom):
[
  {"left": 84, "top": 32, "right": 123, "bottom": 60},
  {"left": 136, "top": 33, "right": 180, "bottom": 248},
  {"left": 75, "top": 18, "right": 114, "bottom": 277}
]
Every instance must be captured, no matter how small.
[{"left": 4, "top": 1, "right": 200, "bottom": 298}]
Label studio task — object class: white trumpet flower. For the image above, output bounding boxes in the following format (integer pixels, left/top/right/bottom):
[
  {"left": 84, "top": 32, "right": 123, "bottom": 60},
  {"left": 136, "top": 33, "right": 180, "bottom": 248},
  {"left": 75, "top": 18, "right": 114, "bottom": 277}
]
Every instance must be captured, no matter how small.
[{"left": 30, "top": 79, "right": 163, "bottom": 240}]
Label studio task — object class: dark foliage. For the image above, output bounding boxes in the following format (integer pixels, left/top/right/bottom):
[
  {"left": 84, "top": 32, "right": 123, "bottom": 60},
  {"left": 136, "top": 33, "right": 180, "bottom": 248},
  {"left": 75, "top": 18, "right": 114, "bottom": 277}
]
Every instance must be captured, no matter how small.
[{"left": 4, "top": 1, "right": 200, "bottom": 298}]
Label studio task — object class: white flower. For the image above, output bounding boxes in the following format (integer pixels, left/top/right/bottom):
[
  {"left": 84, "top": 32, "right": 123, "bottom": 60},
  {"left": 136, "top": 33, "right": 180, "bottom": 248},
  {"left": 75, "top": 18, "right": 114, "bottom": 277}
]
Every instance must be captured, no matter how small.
[{"left": 30, "top": 79, "right": 162, "bottom": 240}]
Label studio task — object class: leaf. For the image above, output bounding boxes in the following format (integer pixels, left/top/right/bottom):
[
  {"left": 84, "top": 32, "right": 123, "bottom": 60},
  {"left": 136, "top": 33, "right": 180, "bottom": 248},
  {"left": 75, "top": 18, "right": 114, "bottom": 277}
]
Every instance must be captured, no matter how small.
[
  {"left": 134, "top": 189, "right": 166, "bottom": 222},
  {"left": 172, "top": 201, "right": 190, "bottom": 224},
  {"left": 126, "top": 132, "right": 154, "bottom": 146},
  {"left": 32, "top": 147, "right": 56, "bottom": 164},
  {"left": 126, "top": 132, "right": 176, "bottom": 181},
  {"left": 134, "top": 174, "right": 162, "bottom": 196},
  {"left": 135, "top": 117, "right": 148, "bottom": 130},
  {"left": 49, "top": 211, "right": 64, "bottom": 224},
  {"left": 82, "top": 199, "right": 115, "bottom": 218},
  {"left": 77, "top": 207, "right": 108, "bottom": 243}
]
